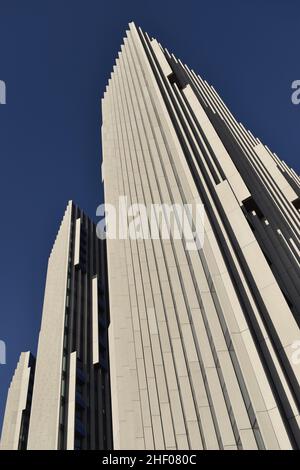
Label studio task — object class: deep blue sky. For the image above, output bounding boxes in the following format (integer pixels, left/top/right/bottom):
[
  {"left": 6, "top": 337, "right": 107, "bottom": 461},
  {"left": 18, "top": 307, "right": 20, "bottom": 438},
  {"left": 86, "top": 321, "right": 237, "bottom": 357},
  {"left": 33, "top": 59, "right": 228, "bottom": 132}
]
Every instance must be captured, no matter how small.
[{"left": 0, "top": 0, "right": 299, "bottom": 430}]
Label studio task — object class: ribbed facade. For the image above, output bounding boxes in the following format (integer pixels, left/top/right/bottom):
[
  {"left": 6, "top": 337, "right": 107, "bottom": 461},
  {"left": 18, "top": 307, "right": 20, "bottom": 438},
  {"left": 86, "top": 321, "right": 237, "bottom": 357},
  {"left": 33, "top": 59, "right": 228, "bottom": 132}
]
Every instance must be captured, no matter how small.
[
  {"left": 1, "top": 202, "right": 112, "bottom": 450},
  {"left": 102, "top": 23, "right": 300, "bottom": 450},
  {"left": 0, "top": 352, "right": 35, "bottom": 450}
]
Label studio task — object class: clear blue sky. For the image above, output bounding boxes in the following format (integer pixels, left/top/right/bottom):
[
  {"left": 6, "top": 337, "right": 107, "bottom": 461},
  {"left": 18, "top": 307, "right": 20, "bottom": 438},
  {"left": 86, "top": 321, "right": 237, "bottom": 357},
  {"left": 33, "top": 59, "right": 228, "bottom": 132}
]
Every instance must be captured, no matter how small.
[{"left": 0, "top": 0, "right": 299, "bottom": 430}]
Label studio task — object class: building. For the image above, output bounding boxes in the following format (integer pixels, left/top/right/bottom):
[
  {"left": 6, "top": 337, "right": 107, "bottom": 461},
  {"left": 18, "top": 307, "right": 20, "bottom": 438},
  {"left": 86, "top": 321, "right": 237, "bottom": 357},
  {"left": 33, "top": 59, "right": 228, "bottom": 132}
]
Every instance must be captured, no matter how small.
[
  {"left": 0, "top": 202, "right": 112, "bottom": 450},
  {"left": 0, "top": 352, "right": 35, "bottom": 450},
  {"left": 101, "top": 23, "right": 300, "bottom": 449}
]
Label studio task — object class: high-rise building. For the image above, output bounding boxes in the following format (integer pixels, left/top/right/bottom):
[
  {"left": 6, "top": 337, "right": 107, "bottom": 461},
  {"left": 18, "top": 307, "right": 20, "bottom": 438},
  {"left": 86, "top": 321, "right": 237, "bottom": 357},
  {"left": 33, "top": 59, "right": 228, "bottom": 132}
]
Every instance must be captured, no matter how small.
[
  {"left": 1, "top": 23, "right": 300, "bottom": 453},
  {"left": 0, "top": 352, "right": 35, "bottom": 450},
  {"left": 102, "top": 23, "right": 300, "bottom": 450},
  {"left": 0, "top": 202, "right": 112, "bottom": 450}
]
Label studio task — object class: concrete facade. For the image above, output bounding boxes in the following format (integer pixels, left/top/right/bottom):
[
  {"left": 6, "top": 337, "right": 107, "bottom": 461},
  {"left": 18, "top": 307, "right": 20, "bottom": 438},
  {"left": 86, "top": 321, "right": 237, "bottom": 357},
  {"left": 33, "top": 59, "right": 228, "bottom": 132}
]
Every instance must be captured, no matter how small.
[
  {"left": 27, "top": 202, "right": 72, "bottom": 449},
  {"left": 102, "top": 23, "right": 300, "bottom": 450},
  {"left": 27, "top": 202, "right": 112, "bottom": 450},
  {"left": 0, "top": 352, "right": 35, "bottom": 450},
  {"left": 1, "top": 202, "right": 112, "bottom": 450}
]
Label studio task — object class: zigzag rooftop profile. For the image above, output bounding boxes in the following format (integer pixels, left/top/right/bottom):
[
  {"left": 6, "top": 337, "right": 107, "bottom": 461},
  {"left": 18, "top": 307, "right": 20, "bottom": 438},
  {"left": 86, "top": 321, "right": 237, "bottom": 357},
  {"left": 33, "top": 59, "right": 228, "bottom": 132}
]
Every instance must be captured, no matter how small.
[{"left": 1, "top": 23, "right": 300, "bottom": 450}]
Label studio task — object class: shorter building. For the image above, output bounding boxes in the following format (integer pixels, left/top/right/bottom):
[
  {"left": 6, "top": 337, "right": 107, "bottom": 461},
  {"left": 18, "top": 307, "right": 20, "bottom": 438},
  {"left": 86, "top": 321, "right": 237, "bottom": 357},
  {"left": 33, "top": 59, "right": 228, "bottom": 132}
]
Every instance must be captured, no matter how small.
[
  {"left": 0, "top": 202, "right": 112, "bottom": 450},
  {"left": 0, "top": 352, "right": 35, "bottom": 450}
]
